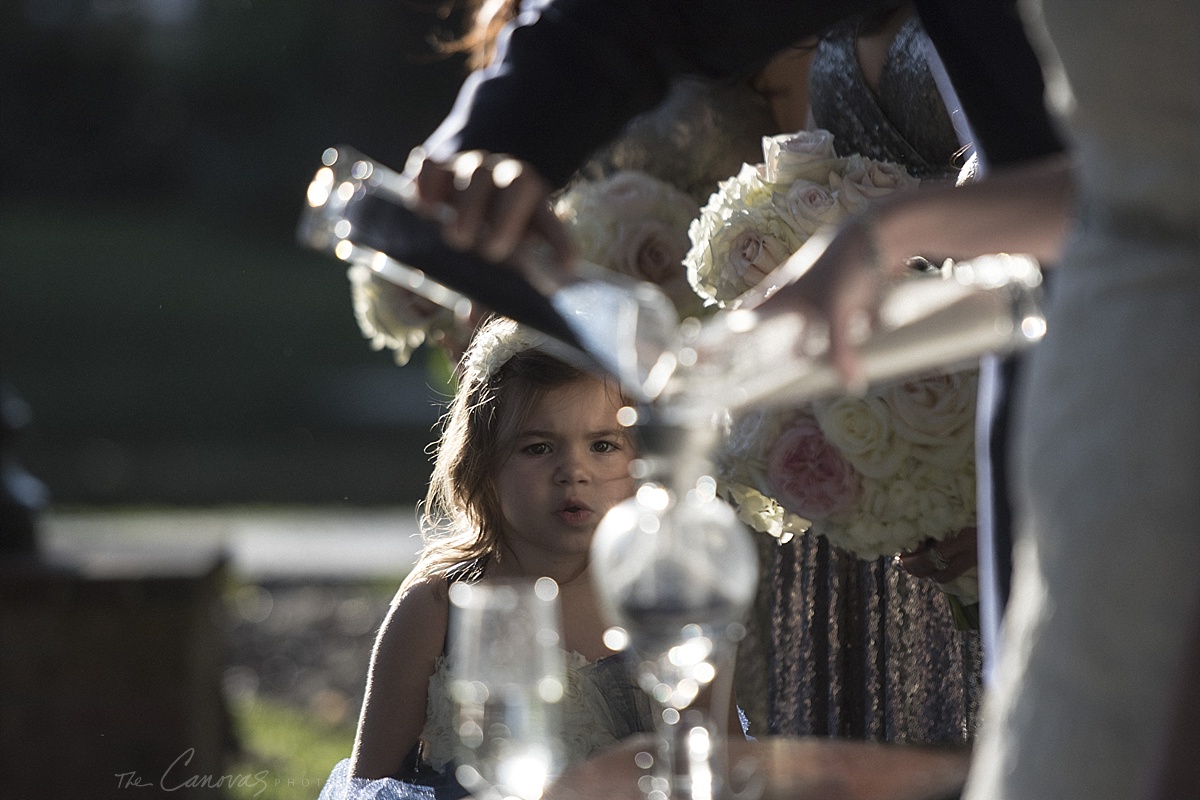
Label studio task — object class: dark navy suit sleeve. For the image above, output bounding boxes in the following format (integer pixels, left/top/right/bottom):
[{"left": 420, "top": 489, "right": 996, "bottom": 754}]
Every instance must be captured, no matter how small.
[{"left": 423, "top": 0, "right": 880, "bottom": 187}]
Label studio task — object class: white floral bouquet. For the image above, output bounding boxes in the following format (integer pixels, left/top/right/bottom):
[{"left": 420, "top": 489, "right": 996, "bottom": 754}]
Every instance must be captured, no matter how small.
[
  {"left": 554, "top": 170, "right": 706, "bottom": 318},
  {"left": 717, "top": 371, "right": 977, "bottom": 560},
  {"left": 685, "top": 129, "right": 918, "bottom": 307},
  {"left": 688, "top": 130, "right": 978, "bottom": 567},
  {"left": 349, "top": 169, "right": 703, "bottom": 370},
  {"left": 347, "top": 264, "right": 476, "bottom": 366}
]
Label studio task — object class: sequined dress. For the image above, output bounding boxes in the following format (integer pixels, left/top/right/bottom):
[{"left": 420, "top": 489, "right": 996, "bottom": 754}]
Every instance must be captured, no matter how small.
[{"left": 763, "top": 12, "right": 981, "bottom": 743}]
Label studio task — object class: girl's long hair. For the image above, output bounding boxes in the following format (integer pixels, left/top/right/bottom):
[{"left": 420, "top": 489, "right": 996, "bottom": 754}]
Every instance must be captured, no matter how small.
[{"left": 401, "top": 318, "right": 607, "bottom": 590}]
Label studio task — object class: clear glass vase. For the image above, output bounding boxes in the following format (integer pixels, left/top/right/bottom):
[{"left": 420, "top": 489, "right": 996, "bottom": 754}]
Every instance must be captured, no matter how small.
[{"left": 591, "top": 480, "right": 759, "bottom": 800}]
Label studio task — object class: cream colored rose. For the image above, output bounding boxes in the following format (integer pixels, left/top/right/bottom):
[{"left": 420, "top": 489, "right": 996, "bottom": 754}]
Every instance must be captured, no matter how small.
[
  {"left": 557, "top": 170, "right": 699, "bottom": 227},
  {"left": 609, "top": 219, "right": 704, "bottom": 316},
  {"left": 688, "top": 209, "right": 801, "bottom": 304},
  {"left": 813, "top": 394, "right": 910, "bottom": 480},
  {"left": 772, "top": 180, "right": 847, "bottom": 237},
  {"left": 883, "top": 370, "right": 977, "bottom": 470},
  {"left": 556, "top": 171, "right": 703, "bottom": 316},
  {"left": 761, "top": 129, "right": 846, "bottom": 185},
  {"left": 835, "top": 156, "right": 920, "bottom": 214}
]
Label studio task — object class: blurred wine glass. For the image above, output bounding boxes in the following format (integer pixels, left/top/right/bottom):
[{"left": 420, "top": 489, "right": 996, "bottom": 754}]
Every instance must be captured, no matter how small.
[
  {"left": 447, "top": 577, "right": 566, "bottom": 800},
  {"left": 591, "top": 480, "right": 759, "bottom": 800}
]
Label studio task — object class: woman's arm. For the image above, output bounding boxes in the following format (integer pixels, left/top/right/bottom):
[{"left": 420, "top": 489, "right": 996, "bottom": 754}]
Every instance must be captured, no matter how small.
[
  {"left": 348, "top": 578, "right": 450, "bottom": 780},
  {"left": 873, "top": 153, "right": 1075, "bottom": 272},
  {"left": 755, "top": 153, "right": 1076, "bottom": 389}
]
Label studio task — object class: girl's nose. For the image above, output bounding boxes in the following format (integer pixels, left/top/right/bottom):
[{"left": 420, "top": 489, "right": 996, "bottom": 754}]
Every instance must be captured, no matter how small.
[{"left": 554, "top": 450, "right": 589, "bottom": 484}]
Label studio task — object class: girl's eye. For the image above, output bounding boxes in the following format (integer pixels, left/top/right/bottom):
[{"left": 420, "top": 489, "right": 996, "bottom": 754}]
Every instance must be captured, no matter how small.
[
  {"left": 523, "top": 442, "right": 551, "bottom": 455},
  {"left": 592, "top": 440, "right": 620, "bottom": 453}
]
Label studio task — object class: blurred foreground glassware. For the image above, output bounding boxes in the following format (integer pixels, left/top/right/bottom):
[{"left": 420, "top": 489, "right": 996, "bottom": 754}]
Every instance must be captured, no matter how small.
[
  {"left": 298, "top": 145, "right": 680, "bottom": 399},
  {"left": 448, "top": 577, "right": 566, "bottom": 800},
  {"left": 663, "top": 250, "right": 1046, "bottom": 424},
  {"left": 591, "top": 481, "right": 758, "bottom": 800},
  {"left": 297, "top": 144, "right": 1045, "bottom": 417}
]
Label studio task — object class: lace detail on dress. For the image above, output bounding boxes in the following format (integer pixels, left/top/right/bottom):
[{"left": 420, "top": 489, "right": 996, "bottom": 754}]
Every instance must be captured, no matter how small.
[
  {"left": 419, "top": 650, "right": 655, "bottom": 772},
  {"left": 808, "top": 15, "right": 963, "bottom": 180}
]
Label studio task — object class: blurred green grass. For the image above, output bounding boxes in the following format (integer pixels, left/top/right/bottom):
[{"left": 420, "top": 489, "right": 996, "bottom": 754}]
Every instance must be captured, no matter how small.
[{"left": 226, "top": 694, "right": 357, "bottom": 800}]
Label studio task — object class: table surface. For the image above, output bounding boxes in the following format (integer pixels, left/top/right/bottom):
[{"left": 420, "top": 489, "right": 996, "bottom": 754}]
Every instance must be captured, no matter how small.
[{"left": 547, "top": 735, "right": 971, "bottom": 800}]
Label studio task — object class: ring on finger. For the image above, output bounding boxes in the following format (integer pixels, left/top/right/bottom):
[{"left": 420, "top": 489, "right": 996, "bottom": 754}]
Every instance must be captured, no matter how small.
[{"left": 928, "top": 543, "right": 950, "bottom": 572}]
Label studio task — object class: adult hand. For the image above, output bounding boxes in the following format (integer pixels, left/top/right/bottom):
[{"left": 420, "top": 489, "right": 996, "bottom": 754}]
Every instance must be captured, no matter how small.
[
  {"left": 897, "top": 527, "right": 978, "bottom": 584},
  {"left": 747, "top": 214, "right": 890, "bottom": 394},
  {"left": 404, "top": 147, "right": 576, "bottom": 279}
]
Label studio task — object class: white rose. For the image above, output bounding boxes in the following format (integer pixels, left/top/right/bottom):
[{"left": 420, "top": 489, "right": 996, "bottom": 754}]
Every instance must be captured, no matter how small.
[
  {"left": 908, "top": 462, "right": 975, "bottom": 535},
  {"left": 882, "top": 370, "right": 977, "bottom": 470},
  {"left": 608, "top": 218, "right": 705, "bottom": 316},
  {"left": 835, "top": 156, "right": 920, "bottom": 214},
  {"left": 813, "top": 394, "right": 910, "bottom": 480},
  {"left": 772, "top": 180, "right": 847, "bottom": 237},
  {"left": 687, "top": 164, "right": 788, "bottom": 305},
  {"left": 599, "top": 171, "right": 685, "bottom": 210},
  {"left": 556, "top": 171, "right": 704, "bottom": 316},
  {"left": 884, "top": 475, "right": 922, "bottom": 521},
  {"left": 760, "top": 129, "right": 846, "bottom": 185},
  {"left": 687, "top": 208, "right": 802, "bottom": 304}
]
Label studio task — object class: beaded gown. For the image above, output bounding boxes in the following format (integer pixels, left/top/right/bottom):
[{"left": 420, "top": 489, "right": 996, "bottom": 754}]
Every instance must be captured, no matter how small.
[{"left": 762, "top": 13, "right": 981, "bottom": 743}]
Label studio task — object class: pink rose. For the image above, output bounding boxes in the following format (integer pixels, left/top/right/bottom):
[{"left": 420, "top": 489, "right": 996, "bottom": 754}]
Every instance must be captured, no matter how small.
[{"left": 766, "top": 416, "right": 862, "bottom": 519}]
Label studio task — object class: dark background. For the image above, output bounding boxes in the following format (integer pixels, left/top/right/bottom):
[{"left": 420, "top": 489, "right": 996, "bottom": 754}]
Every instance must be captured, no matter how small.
[{"left": 1, "top": 0, "right": 474, "bottom": 506}]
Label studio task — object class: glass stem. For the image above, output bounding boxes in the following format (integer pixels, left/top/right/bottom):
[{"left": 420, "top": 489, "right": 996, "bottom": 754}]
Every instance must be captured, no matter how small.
[{"left": 653, "top": 706, "right": 724, "bottom": 800}]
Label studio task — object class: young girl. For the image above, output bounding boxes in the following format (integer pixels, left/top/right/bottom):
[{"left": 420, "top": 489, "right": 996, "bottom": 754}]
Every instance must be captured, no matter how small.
[{"left": 346, "top": 316, "right": 655, "bottom": 788}]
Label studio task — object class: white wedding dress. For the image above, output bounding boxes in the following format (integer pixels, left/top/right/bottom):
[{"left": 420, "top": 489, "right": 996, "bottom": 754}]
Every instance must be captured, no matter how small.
[{"left": 965, "top": 1, "right": 1200, "bottom": 798}]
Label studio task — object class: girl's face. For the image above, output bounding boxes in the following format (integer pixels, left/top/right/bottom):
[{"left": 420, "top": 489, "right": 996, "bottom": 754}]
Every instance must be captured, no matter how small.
[{"left": 493, "top": 376, "right": 636, "bottom": 567}]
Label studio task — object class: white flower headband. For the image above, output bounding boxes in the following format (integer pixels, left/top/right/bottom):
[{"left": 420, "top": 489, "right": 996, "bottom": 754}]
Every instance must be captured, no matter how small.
[{"left": 459, "top": 319, "right": 547, "bottom": 384}]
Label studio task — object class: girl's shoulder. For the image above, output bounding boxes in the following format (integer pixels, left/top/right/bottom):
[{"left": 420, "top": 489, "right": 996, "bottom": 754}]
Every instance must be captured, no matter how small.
[
  {"left": 388, "top": 574, "right": 452, "bottom": 629},
  {"left": 376, "top": 575, "right": 453, "bottom": 665}
]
